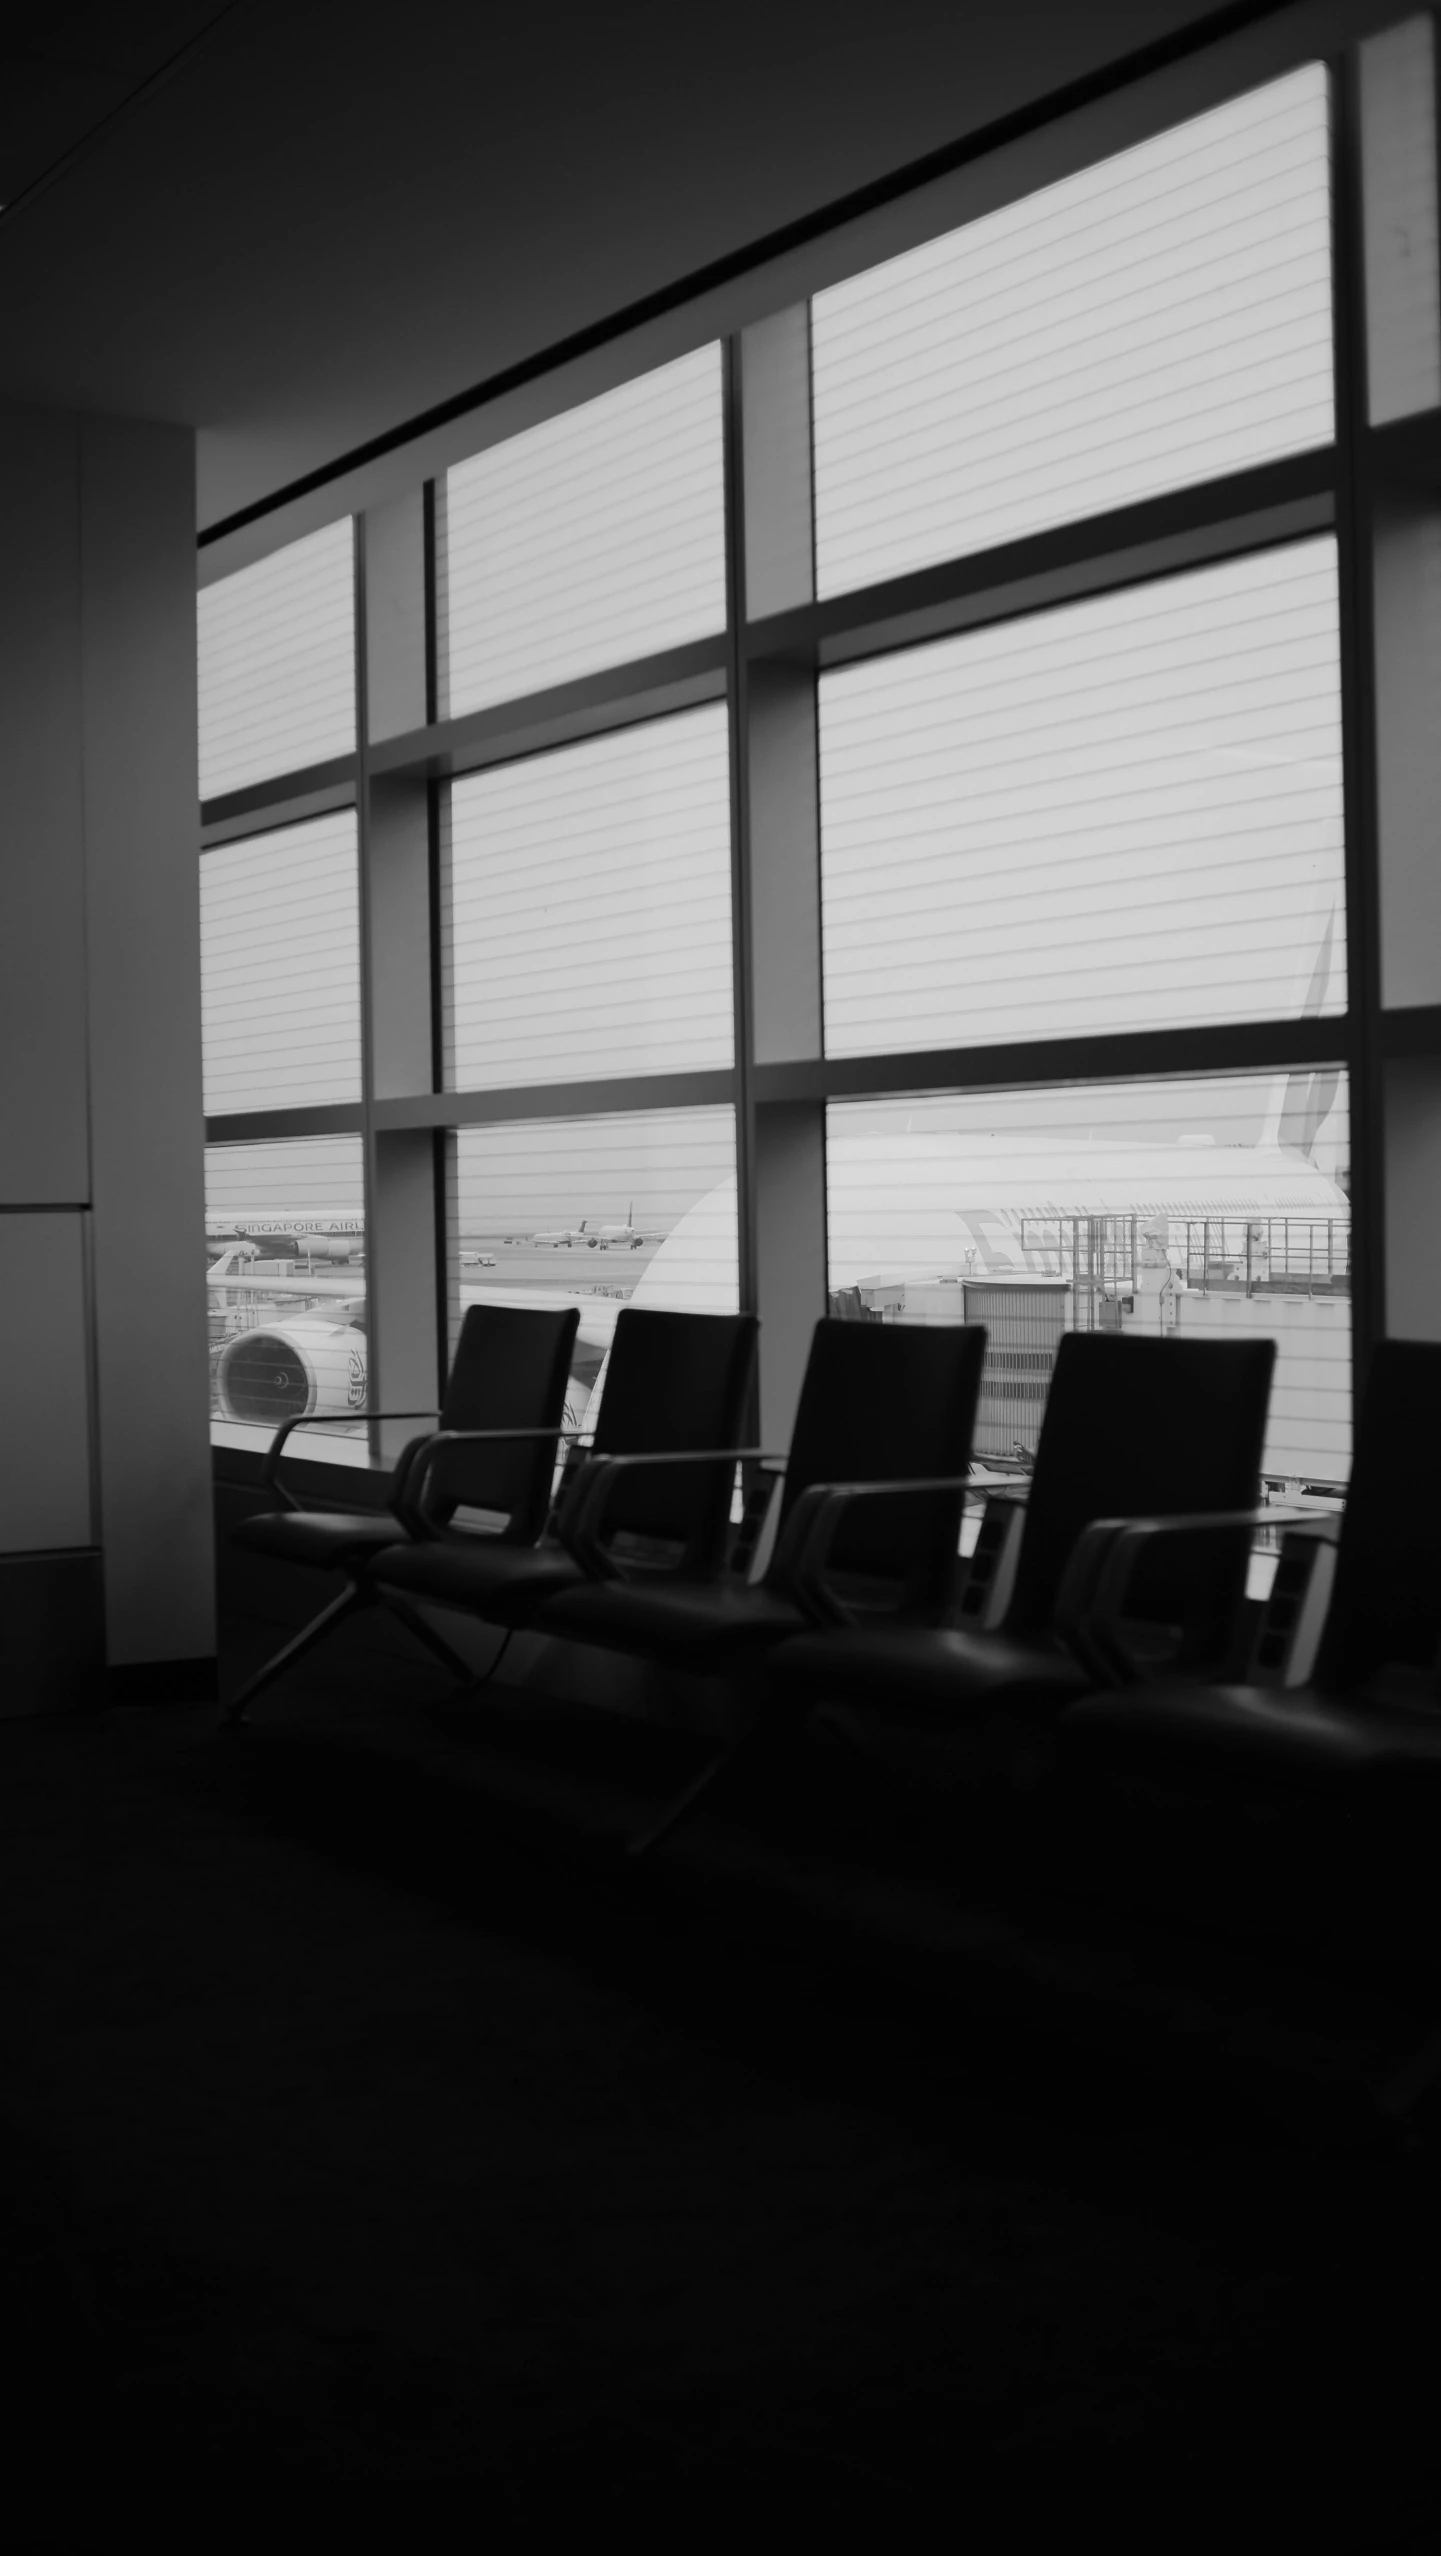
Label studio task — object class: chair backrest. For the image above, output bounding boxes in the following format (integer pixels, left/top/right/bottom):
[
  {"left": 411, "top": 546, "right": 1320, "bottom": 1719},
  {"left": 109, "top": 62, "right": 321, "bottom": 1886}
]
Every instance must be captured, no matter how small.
[
  {"left": 1313, "top": 1340, "right": 1441, "bottom": 1690},
  {"left": 1002, "top": 1332, "right": 1276, "bottom": 1646},
  {"left": 583, "top": 1307, "right": 759, "bottom": 1567},
  {"left": 403, "top": 1302, "right": 578, "bottom": 1543},
  {"left": 771, "top": 1318, "right": 988, "bottom": 1608}
]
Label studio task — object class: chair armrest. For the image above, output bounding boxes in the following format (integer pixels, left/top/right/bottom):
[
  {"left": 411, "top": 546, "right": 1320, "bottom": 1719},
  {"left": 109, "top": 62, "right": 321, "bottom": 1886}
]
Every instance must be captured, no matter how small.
[
  {"left": 397, "top": 1424, "right": 585, "bottom": 1539},
  {"left": 1054, "top": 1505, "right": 1324, "bottom": 1685},
  {"left": 555, "top": 1448, "right": 778, "bottom": 1580},
  {"left": 259, "top": 1409, "right": 439, "bottom": 1508},
  {"left": 954, "top": 1486, "right": 1030, "bottom": 1628},
  {"left": 769, "top": 1476, "right": 973, "bottom": 1627}
]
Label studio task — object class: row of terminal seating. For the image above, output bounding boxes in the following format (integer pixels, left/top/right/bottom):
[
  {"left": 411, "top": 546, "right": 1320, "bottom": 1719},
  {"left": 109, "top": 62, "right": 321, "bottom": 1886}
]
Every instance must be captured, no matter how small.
[{"left": 227, "top": 1309, "right": 1441, "bottom": 1906}]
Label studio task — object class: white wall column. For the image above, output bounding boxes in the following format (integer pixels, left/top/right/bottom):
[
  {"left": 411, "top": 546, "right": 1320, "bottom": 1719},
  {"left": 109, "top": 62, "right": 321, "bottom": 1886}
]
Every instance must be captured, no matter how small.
[{"left": 0, "top": 407, "right": 213, "bottom": 1704}]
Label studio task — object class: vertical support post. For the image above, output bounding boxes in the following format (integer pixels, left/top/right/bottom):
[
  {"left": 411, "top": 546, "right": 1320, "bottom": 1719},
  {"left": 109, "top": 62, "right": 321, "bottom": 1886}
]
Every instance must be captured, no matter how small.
[
  {"left": 1335, "top": 45, "right": 1390, "bottom": 1406},
  {"left": 1384, "top": 1056, "right": 1441, "bottom": 1338},
  {"left": 735, "top": 305, "right": 830, "bottom": 1447},
  {"left": 754, "top": 1104, "right": 828, "bottom": 1453},
  {"left": 1360, "top": 15, "right": 1441, "bottom": 426},
  {"left": 357, "top": 490, "right": 442, "bottom": 1463},
  {"left": 722, "top": 339, "right": 757, "bottom": 1335},
  {"left": 1356, "top": 24, "right": 1441, "bottom": 1370}
]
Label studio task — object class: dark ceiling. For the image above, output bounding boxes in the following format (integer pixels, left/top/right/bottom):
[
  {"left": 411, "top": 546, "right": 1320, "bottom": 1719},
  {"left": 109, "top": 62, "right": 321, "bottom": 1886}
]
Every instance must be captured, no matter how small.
[
  {"left": 0, "top": 0, "right": 1229, "bottom": 532},
  {"left": 0, "top": 4, "right": 234, "bottom": 203}
]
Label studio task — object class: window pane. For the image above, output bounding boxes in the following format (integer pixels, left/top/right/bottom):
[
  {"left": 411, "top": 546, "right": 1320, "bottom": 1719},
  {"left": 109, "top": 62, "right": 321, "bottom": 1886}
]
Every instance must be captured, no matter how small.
[
  {"left": 206, "top": 1138, "right": 367, "bottom": 1456},
  {"left": 443, "top": 348, "right": 726, "bottom": 717},
  {"left": 201, "top": 812, "right": 362, "bottom": 1111},
  {"left": 444, "top": 710, "right": 733, "bottom": 1090},
  {"left": 452, "top": 1108, "right": 737, "bottom": 1433},
  {"left": 819, "top": 540, "right": 1344, "bottom": 1057},
  {"left": 827, "top": 1074, "right": 1351, "bottom": 1500},
  {"left": 813, "top": 66, "right": 1333, "bottom": 596},
  {"left": 198, "top": 521, "right": 355, "bottom": 799}
]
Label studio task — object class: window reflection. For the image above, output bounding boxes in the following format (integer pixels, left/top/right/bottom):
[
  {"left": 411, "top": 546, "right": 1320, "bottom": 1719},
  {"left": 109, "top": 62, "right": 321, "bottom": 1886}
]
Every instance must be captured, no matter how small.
[
  {"left": 444, "top": 710, "right": 732, "bottom": 1091},
  {"left": 443, "top": 346, "right": 726, "bottom": 716},
  {"left": 819, "top": 540, "right": 1345, "bottom": 1057},
  {"left": 813, "top": 65, "right": 1333, "bottom": 594},
  {"left": 201, "top": 812, "right": 361, "bottom": 1113},
  {"left": 198, "top": 520, "right": 355, "bottom": 799}
]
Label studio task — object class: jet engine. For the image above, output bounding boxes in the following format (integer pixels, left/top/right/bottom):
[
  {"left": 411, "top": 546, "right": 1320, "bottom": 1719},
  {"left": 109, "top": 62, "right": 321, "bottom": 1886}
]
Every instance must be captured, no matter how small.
[{"left": 216, "top": 1321, "right": 368, "bottom": 1426}]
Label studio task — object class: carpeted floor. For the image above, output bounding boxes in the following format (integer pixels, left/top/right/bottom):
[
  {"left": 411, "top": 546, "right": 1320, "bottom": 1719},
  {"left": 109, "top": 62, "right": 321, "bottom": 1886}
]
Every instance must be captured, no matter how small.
[{"left": 2, "top": 1622, "right": 1439, "bottom": 2549}]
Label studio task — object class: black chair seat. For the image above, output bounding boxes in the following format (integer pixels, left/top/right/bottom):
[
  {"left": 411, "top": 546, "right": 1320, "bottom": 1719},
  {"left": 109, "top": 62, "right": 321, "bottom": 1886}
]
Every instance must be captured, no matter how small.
[
  {"left": 222, "top": 1300, "right": 582, "bottom": 1723},
  {"left": 764, "top": 1333, "right": 1277, "bottom": 1808},
  {"left": 371, "top": 1535, "right": 587, "bottom": 1624},
  {"left": 1053, "top": 1345, "right": 1441, "bottom": 1815},
  {"left": 371, "top": 1307, "right": 760, "bottom": 1633},
  {"left": 781, "top": 1622, "right": 1090, "bottom": 1723},
  {"left": 1062, "top": 1679, "right": 1441, "bottom": 1788},
  {"left": 232, "top": 1509, "right": 411, "bottom": 1569},
  {"left": 540, "top": 1318, "right": 991, "bottom": 1683},
  {"left": 537, "top": 1573, "right": 808, "bottom": 1668}
]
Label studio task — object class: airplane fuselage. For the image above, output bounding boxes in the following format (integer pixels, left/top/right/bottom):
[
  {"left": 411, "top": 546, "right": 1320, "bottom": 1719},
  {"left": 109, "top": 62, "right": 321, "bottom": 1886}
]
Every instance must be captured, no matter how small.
[{"left": 206, "top": 1210, "right": 365, "bottom": 1257}]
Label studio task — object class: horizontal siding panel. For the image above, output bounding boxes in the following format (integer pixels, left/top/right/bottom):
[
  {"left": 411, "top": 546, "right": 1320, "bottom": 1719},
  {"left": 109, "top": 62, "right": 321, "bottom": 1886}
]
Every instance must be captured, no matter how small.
[
  {"left": 444, "top": 709, "right": 733, "bottom": 1090},
  {"left": 813, "top": 66, "right": 1333, "bottom": 595},
  {"left": 198, "top": 522, "right": 355, "bottom": 799},
  {"left": 444, "top": 349, "right": 726, "bottom": 717},
  {"left": 819, "top": 540, "right": 1345, "bottom": 1057}
]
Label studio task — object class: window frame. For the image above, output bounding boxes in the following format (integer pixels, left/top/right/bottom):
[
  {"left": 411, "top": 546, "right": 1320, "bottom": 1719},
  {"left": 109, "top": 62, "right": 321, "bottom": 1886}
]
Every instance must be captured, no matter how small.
[{"left": 199, "top": 25, "right": 1407, "bottom": 1491}]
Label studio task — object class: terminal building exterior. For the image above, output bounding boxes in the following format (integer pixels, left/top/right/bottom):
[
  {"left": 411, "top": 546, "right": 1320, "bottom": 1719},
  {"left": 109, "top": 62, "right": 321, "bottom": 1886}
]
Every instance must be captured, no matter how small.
[{"left": 1, "top": 0, "right": 1439, "bottom": 1710}]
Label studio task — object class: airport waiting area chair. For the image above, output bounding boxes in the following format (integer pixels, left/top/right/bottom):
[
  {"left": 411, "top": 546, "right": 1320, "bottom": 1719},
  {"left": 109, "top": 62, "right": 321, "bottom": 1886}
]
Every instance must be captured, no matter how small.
[
  {"left": 768, "top": 1333, "right": 1277, "bottom": 1792},
  {"left": 369, "top": 1304, "right": 759, "bottom": 1651},
  {"left": 223, "top": 1300, "right": 579, "bottom": 1724},
  {"left": 529, "top": 1316, "right": 989, "bottom": 1850},
  {"left": 1057, "top": 1338, "right": 1441, "bottom": 1802},
  {"left": 1037, "top": 1339, "right": 1441, "bottom": 2133}
]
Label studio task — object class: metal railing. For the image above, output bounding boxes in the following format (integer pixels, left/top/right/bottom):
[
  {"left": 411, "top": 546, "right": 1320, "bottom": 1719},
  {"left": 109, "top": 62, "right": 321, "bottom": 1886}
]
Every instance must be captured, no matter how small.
[{"left": 1018, "top": 1215, "right": 1351, "bottom": 1310}]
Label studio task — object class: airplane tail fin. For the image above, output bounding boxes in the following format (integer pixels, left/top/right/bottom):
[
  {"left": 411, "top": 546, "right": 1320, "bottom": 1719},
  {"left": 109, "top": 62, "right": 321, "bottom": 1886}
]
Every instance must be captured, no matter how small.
[{"left": 1259, "top": 904, "right": 1342, "bottom": 1160}]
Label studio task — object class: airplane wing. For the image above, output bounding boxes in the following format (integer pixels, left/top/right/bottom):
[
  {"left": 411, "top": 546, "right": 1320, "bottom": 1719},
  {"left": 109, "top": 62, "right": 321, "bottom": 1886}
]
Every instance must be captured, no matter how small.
[
  {"left": 207, "top": 1269, "right": 362, "bottom": 1300},
  {"left": 208, "top": 1267, "right": 624, "bottom": 1351}
]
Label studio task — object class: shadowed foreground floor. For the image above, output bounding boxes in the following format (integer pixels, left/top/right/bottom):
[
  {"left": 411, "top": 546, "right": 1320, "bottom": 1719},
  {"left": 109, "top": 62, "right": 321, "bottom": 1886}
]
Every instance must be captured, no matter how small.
[{"left": 2, "top": 1623, "right": 1439, "bottom": 2548}]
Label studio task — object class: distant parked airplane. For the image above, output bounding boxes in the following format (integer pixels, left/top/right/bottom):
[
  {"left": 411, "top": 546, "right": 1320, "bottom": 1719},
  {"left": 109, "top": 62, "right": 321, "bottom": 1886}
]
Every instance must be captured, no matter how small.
[
  {"left": 595, "top": 1202, "right": 647, "bottom": 1249},
  {"left": 532, "top": 1218, "right": 595, "bottom": 1247}
]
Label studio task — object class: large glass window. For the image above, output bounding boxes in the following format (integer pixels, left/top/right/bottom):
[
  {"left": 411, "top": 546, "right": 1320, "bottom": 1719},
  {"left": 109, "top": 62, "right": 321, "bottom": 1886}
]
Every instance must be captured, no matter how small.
[
  {"left": 206, "top": 1138, "right": 367, "bottom": 1456},
  {"left": 828, "top": 1074, "right": 1351, "bottom": 1493},
  {"left": 443, "top": 709, "right": 733, "bottom": 1090},
  {"left": 442, "top": 347, "right": 726, "bottom": 717},
  {"left": 451, "top": 1108, "right": 738, "bottom": 1431},
  {"left": 200, "top": 812, "right": 362, "bottom": 1112},
  {"left": 819, "top": 539, "right": 1344, "bottom": 1057},
  {"left": 198, "top": 521, "right": 355, "bottom": 799},
  {"left": 812, "top": 66, "right": 1333, "bottom": 595},
  {"left": 198, "top": 21, "right": 1372, "bottom": 1580}
]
